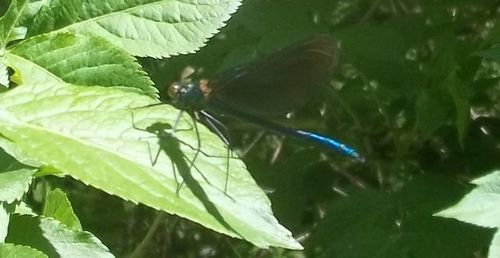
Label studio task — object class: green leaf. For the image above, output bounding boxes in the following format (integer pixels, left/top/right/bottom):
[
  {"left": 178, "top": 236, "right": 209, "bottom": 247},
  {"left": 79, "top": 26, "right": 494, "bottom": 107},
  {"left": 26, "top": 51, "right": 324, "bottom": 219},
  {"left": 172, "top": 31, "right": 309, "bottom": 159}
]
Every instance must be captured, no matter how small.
[
  {"left": 0, "top": 81, "right": 301, "bottom": 249},
  {"left": 13, "top": 201, "right": 35, "bottom": 216},
  {"left": 436, "top": 170, "right": 500, "bottom": 228},
  {"left": 6, "top": 214, "right": 113, "bottom": 258},
  {"left": 0, "top": 243, "right": 48, "bottom": 258},
  {"left": 6, "top": 27, "right": 26, "bottom": 43},
  {"left": 415, "top": 87, "right": 452, "bottom": 138},
  {"left": 416, "top": 53, "right": 469, "bottom": 144},
  {"left": 3, "top": 0, "right": 47, "bottom": 43},
  {"left": 489, "top": 232, "right": 500, "bottom": 258},
  {"left": 18, "top": 0, "right": 48, "bottom": 26},
  {"left": 0, "top": 0, "right": 28, "bottom": 48},
  {"left": 5, "top": 33, "right": 157, "bottom": 97},
  {"left": 0, "top": 60, "right": 8, "bottom": 87},
  {"left": 29, "top": 0, "right": 241, "bottom": 57},
  {"left": 436, "top": 170, "right": 500, "bottom": 258},
  {"left": 0, "top": 203, "right": 8, "bottom": 242},
  {"left": 0, "top": 169, "right": 35, "bottom": 203},
  {"left": 43, "top": 188, "right": 82, "bottom": 231}
]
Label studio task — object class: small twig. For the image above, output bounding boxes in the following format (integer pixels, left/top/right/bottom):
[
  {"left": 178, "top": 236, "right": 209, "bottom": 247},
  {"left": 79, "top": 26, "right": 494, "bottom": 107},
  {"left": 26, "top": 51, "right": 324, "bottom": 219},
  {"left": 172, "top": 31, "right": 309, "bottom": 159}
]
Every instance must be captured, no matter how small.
[
  {"left": 128, "top": 212, "right": 165, "bottom": 258},
  {"left": 324, "top": 153, "right": 367, "bottom": 188},
  {"left": 270, "top": 135, "right": 285, "bottom": 164}
]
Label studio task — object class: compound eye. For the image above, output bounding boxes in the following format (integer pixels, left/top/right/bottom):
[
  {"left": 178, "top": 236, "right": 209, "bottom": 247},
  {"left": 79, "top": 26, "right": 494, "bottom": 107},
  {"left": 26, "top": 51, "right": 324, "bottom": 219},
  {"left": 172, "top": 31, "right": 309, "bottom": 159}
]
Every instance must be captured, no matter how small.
[{"left": 168, "top": 82, "right": 182, "bottom": 98}]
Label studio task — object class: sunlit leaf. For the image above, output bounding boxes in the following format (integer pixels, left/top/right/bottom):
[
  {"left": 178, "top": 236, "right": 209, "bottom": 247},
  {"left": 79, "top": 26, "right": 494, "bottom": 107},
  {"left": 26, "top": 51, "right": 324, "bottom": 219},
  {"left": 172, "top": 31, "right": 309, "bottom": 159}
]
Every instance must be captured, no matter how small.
[
  {"left": 436, "top": 170, "right": 500, "bottom": 228},
  {"left": 0, "top": 169, "right": 35, "bottom": 203},
  {"left": 5, "top": 33, "right": 157, "bottom": 97},
  {"left": 0, "top": 60, "right": 8, "bottom": 88},
  {"left": 436, "top": 170, "right": 500, "bottom": 258},
  {"left": 0, "top": 243, "right": 47, "bottom": 258},
  {"left": 0, "top": 203, "right": 8, "bottom": 242},
  {"left": 6, "top": 214, "right": 113, "bottom": 258},
  {"left": 0, "top": 81, "right": 301, "bottom": 249},
  {"left": 0, "top": 0, "right": 28, "bottom": 48},
  {"left": 29, "top": 0, "right": 241, "bottom": 57},
  {"left": 43, "top": 188, "right": 82, "bottom": 231}
]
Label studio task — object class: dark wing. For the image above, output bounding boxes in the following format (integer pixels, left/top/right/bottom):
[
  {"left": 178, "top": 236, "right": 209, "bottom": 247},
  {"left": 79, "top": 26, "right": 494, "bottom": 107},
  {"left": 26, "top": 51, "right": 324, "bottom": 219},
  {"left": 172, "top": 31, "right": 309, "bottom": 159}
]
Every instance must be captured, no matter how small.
[{"left": 206, "top": 35, "right": 337, "bottom": 117}]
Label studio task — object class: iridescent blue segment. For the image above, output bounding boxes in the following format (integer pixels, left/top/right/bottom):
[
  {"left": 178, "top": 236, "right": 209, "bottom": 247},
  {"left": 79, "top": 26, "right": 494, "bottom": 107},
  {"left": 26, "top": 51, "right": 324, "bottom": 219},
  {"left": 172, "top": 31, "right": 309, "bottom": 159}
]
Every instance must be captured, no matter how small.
[{"left": 295, "top": 130, "right": 365, "bottom": 162}]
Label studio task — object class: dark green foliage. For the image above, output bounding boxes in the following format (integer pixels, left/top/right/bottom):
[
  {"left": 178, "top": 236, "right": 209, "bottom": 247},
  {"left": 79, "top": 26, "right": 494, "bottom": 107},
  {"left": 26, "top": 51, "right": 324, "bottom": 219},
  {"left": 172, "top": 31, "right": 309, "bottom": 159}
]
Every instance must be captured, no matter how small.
[{"left": 140, "top": 0, "right": 499, "bottom": 256}]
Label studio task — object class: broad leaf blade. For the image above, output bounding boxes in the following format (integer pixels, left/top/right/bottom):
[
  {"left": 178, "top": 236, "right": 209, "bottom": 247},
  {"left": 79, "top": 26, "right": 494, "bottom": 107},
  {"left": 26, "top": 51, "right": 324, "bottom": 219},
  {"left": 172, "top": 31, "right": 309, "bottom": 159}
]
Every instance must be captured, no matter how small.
[
  {"left": 0, "top": 243, "right": 48, "bottom": 258},
  {"left": 18, "top": 0, "right": 48, "bottom": 26},
  {"left": 436, "top": 171, "right": 500, "bottom": 258},
  {"left": 0, "top": 169, "right": 35, "bottom": 203},
  {"left": 436, "top": 170, "right": 500, "bottom": 228},
  {"left": 0, "top": 60, "right": 8, "bottom": 87},
  {"left": 0, "top": 81, "right": 301, "bottom": 249},
  {"left": 29, "top": 0, "right": 241, "bottom": 57},
  {"left": 43, "top": 188, "right": 82, "bottom": 231},
  {"left": 0, "top": 203, "right": 8, "bottom": 242},
  {"left": 6, "top": 214, "right": 113, "bottom": 258},
  {"left": 0, "top": 0, "right": 28, "bottom": 48},
  {"left": 14, "top": 201, "right": 35, "bottom": 216},
  {"left": 6, "top": 33, "right": 157, "bottom": 97},
  {"left": 489, "top": 232, "right": 500, "bottom": 258}
]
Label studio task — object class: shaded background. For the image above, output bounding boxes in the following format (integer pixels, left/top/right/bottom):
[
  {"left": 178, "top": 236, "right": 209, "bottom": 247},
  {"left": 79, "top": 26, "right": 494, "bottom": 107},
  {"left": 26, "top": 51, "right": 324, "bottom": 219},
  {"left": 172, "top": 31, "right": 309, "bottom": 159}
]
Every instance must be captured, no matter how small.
[{"left": 26, "top": 0, "right": 500, "bottom": 257}]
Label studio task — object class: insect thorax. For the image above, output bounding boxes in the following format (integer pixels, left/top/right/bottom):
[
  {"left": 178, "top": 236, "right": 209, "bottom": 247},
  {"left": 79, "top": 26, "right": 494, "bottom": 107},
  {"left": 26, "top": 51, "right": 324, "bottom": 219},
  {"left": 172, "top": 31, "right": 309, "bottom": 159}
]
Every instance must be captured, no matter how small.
[{"left": 168, "top": 81, "right": 208, "bottom": 111}]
